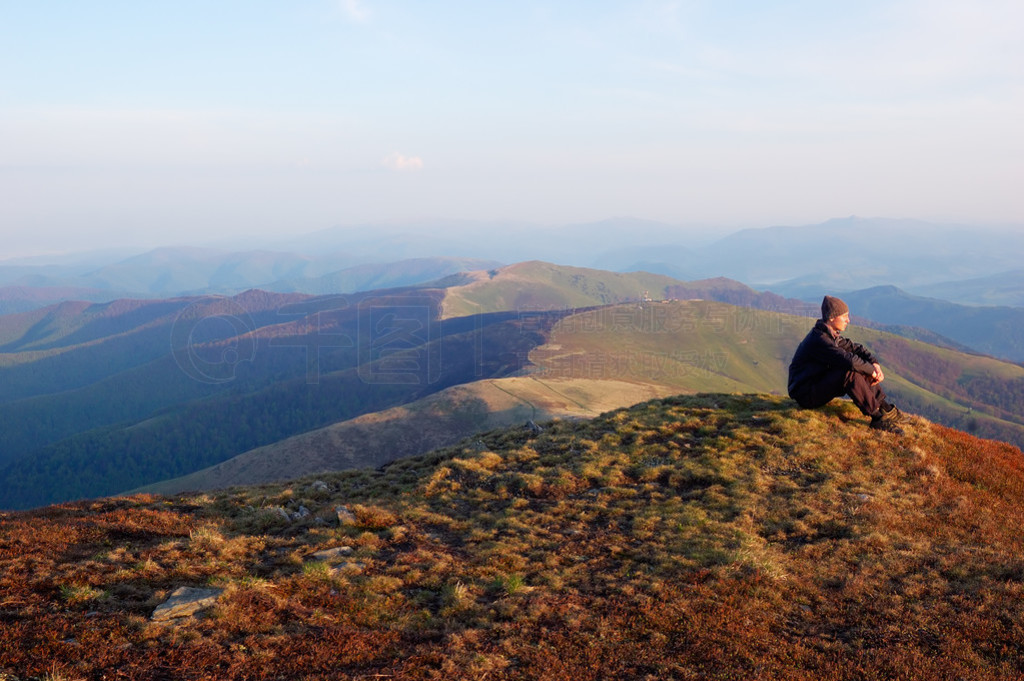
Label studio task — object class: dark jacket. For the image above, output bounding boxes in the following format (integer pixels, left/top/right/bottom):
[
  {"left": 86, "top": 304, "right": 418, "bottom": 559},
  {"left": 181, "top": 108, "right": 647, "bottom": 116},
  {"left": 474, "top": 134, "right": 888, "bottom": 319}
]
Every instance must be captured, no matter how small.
[{"left": 788, "top": 320, "right": 878, "bottom": 405}]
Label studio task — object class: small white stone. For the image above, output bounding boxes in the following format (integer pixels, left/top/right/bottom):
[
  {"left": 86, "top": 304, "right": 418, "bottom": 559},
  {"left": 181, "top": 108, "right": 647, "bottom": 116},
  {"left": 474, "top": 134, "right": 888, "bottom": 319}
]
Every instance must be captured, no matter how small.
[
  {"left": 151, "top": 587, "right": 223, "bottom": 622},
  {"left": 336, "top": 506, "right": 358, "bottom": 526}
]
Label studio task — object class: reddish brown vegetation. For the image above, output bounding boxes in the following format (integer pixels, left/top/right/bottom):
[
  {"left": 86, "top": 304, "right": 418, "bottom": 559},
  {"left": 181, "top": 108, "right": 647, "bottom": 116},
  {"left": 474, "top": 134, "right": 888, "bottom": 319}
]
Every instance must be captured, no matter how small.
[{"left": 2, "top": 395, "right": 1024, "bottom": 679}]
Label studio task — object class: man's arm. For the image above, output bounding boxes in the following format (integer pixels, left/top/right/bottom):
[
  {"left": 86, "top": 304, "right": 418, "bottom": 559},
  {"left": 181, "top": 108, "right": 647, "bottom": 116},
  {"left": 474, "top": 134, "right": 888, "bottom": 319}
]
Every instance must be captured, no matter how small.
[{"left": 836, "top": 336, "right": 878, "bottom": 373}]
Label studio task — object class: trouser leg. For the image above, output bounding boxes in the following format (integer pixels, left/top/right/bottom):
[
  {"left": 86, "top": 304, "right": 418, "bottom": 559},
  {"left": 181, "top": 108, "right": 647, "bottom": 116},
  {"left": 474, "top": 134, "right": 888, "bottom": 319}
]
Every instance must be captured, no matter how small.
[
  {"left": 843, "top": 370, "right": 888, "bottom": 416},
  {"left": 793, "top": 369, "right": 891, "bottom": 415}
]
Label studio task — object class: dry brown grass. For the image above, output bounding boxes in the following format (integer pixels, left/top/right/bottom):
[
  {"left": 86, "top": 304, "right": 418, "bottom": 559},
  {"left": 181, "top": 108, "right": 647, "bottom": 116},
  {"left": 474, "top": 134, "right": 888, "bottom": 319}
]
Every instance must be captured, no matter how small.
[{"left": 2, "top": 393, "right": 1024, "bottom": 679}]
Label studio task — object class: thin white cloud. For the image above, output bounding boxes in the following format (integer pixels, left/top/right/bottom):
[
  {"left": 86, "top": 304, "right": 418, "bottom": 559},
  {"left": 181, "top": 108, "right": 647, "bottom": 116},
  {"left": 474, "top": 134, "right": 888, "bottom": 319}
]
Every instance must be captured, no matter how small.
[
  {"left": 382, "top": 152, "right": 424, "bottom": 172},
  {"left": 341, "top": 0, "right": 370, "bottom": 22}
]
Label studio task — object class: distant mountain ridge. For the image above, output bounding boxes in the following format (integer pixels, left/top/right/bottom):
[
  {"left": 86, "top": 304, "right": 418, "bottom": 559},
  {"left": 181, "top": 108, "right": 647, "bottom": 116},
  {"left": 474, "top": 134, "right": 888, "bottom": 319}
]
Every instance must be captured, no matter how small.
[
  {"left": 912, "top": 267, "right": 1024, "bottom": 307},
  {"left": 615, "top": 217, "right": 1024, "bottom": 299},
  {"left": 0, "top": 285, "right": 116, "bottom": 315},
  {"left": 697, "top": 216, "right": 1024, "bottom": 290},
  {"left": 5, "top": 216, "right": 1023, "bottom": 311},
  {"left": 831, "top": 285, "right": 1024, "bottom": 363},
  {"left": 0, "top": 252, "right": 501, "bottom": 313}
]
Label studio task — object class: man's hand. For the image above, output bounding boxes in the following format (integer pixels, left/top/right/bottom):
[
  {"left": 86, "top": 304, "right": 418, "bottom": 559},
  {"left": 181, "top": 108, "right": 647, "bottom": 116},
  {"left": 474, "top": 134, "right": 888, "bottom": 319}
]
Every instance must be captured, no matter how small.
[{"left": 871, "top": 363, "right": 884, "bottom": 385}]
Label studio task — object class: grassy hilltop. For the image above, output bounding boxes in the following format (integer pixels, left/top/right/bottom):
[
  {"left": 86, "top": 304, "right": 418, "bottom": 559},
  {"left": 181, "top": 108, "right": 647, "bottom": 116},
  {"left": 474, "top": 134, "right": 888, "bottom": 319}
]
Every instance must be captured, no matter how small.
[
  {"left": 2, "top": 394, "right": 1023, "bottom": 679},
  {"left": 438, "top": 260, "right": 682, "bottom": 318}
]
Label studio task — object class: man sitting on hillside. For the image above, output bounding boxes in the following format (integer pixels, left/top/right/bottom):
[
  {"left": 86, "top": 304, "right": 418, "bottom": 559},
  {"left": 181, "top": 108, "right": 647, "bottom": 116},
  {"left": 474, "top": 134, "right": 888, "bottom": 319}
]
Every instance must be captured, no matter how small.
[{"left": 788, "top": 295, "right": 905, "bottom": 434}]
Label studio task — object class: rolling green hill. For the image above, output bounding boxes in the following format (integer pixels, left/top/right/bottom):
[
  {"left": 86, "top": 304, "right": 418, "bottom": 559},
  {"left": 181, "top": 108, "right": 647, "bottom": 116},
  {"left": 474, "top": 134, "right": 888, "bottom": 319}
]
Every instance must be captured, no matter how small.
[
  {"left": 438, "top": 261, "right": 682, "bottom": 318},
  {"left": 537, "top": 302, "right": 1024, "bottom": 448},
  {"left": 138, "top": 376, "right": 681, "bottom": 494},
  {"left": 2, "top": 394, "right": 1023, "bottom": 679},
  {"left": 536, "top": 302, "right": 1024, "bottom": 445}
]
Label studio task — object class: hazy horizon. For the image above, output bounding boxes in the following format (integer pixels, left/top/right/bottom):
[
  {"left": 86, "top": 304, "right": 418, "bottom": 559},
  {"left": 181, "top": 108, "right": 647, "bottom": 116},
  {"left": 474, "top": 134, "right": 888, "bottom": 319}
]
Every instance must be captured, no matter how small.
[
  {"left": 6, "top": 214, "right": 1023, "bottom": 269},
  {"left": 2, "top": 1, "right": 1022, "bottom": 258}
]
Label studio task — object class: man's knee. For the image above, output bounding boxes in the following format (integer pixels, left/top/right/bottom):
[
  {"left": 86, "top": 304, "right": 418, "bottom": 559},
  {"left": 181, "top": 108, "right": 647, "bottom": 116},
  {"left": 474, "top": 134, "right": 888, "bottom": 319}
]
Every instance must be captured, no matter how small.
[{"left": 844, "top": 371, "right": 883, "bottom": 415}]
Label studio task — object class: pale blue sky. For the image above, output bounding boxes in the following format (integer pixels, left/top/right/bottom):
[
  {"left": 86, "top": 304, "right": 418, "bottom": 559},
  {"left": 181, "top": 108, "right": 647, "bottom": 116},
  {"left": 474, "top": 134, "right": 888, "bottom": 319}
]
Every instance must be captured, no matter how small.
[{"left": 1, "top": 0, "right": 1022, "bottom": 256}]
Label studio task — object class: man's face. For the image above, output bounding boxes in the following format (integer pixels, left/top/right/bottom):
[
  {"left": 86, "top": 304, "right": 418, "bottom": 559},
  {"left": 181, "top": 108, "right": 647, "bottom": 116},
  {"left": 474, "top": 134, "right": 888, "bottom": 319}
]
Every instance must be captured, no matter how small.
[{"left": 828, "top": 312, "right": 850, "bottom": 333}]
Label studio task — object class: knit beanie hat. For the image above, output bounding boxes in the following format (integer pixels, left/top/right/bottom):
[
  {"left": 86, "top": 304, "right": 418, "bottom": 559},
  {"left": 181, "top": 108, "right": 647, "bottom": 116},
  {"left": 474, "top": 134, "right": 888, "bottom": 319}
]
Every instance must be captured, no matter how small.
[{"left": 821, "top": 295, "right": 849, "bottom": 321}]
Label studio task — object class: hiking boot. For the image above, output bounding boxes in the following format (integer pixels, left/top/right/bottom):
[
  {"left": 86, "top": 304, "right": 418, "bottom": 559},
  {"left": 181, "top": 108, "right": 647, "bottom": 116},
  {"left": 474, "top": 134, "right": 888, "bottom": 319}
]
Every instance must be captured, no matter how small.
[
  {"left": 880, "top": 403, "right": 905, "bottom": 423},
  {"left": 870, "top": 408, "right": 904, "bottom": 434}
]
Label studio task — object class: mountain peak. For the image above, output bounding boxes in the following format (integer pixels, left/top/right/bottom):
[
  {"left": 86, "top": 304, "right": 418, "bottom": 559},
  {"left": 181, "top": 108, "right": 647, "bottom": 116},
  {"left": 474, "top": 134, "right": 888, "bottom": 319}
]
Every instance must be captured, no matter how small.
[{"left": 1, "top": 393, "right": 1022, "bottom": 678}]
